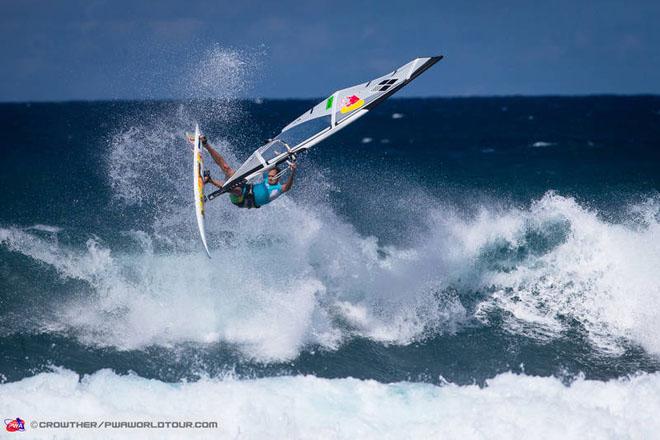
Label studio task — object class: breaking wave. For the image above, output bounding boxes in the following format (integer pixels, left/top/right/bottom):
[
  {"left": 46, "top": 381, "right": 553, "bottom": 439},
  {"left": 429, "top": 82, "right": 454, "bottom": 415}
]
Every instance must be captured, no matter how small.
[
  {"left": 1, "top": 191, "right": 658, "bottom": 361},
  {"left": 2, "top": 367, "right": 659, "bottom": 439}
]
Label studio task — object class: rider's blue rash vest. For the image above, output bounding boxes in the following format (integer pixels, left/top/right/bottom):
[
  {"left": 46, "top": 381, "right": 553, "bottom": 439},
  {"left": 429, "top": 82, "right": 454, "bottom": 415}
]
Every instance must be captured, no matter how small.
[{"left": 253, "top": 173, "right": 283, "bottom": 206}]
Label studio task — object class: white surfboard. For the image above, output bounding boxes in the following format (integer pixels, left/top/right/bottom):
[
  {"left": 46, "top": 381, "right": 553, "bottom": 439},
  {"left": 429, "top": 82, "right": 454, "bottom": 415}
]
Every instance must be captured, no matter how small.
[{"left": 188, "top": 125, "right": 211, "bottom": 258}]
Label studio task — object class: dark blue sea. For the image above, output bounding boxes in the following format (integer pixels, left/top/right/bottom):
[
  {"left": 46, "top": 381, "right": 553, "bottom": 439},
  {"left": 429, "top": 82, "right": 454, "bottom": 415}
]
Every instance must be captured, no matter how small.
[{"left": 1, "top": 96, "right": 659, "bottom": 438}]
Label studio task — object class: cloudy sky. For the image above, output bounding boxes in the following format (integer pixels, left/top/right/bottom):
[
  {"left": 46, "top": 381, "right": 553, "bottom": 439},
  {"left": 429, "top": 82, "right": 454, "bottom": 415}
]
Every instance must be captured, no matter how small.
[{"left": 1, "top": 0, "right": 659, "bottom": 101}]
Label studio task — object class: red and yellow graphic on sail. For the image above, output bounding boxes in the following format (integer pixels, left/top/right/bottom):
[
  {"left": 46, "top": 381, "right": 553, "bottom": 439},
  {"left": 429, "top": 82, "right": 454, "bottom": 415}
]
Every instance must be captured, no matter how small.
[{"left": 340, "top": 95, "right": 365, "bottom": 114}]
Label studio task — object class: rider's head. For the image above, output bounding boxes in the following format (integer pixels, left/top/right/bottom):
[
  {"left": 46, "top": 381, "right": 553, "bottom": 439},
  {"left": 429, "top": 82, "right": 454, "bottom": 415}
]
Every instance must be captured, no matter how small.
[{"left": 268, "top": 167, "right": 280, "bottom": 184}]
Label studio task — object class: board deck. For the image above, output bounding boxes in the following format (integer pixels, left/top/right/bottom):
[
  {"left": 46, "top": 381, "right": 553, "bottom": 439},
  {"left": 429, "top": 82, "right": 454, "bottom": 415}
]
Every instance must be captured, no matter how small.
[{"left": 189, "top": 125, "right": 211, "bottom": 258}]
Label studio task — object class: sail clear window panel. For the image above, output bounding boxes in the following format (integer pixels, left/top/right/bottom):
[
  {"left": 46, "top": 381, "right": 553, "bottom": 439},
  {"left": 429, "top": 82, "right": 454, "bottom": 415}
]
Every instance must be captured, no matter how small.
[
  {"left": 258, "top": 141, "right": 287, "bottom": 163},
  {"left": 275, "top": 115, "right": 332, "bottom": 149}
]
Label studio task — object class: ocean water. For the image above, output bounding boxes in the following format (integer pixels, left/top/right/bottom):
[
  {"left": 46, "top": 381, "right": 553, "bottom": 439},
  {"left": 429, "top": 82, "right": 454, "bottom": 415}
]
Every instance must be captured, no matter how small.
[{"left": 1, "top": 93, "right": 659, "bottom": 438}]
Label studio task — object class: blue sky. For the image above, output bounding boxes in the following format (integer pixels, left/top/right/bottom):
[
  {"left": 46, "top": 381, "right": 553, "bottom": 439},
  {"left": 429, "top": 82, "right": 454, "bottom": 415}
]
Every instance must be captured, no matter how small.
[{"left": 1, "top": 0, "right": 659, "bottom": 101}]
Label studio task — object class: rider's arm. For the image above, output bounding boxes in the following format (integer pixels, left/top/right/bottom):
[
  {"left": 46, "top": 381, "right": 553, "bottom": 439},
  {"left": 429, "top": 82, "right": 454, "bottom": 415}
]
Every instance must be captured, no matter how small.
[{"left": 281, "top": 163, "right": 297, "bottom": 193}]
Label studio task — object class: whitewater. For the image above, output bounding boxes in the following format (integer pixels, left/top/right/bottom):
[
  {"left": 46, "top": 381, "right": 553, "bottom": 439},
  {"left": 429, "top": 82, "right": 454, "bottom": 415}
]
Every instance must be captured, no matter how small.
[{"left": 2, "top": 368, "right": 660, "bottom": 439}]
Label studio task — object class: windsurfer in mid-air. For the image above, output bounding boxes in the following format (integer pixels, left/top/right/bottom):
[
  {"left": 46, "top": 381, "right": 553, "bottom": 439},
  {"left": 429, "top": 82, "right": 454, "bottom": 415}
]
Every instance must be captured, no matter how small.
[{"left": 200, "top": 134, "right": 296, "bottom": 209}]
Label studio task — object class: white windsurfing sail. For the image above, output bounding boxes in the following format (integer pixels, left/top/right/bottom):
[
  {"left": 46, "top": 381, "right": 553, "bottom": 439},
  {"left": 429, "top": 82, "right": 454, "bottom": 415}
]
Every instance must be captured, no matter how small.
[{"left": 207, "top": 55, "right": 442, "bottom": 200}]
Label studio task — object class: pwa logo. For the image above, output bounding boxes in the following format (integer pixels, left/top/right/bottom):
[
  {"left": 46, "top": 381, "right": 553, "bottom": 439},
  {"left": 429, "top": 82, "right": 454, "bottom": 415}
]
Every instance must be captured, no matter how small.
[{"left": 4, "top": 417, "right": 25, "bottom": 432}]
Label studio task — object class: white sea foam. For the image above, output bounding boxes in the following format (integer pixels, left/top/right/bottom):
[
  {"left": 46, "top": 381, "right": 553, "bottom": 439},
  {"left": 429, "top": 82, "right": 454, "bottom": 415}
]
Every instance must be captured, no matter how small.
[
  {"left": 182, "top": 45, "right": 255, "bottom": 102},
  {"left": 1, "top": 369, "right": 659, "bottom": 439},
  {"left": 26, "top": 224, "right": 62, "bottom": 233},
  {"left": 0, "top": 203, "right": 463, "bottom": 360},
  {"left": 1, "top": 192, "right": 658, "bottom": 360},
  {"left": 467, "top": 193, "right": 660, "bottom": 354},
  {"left": 531, "top": 141, "right": 555, "bottom": 147}
]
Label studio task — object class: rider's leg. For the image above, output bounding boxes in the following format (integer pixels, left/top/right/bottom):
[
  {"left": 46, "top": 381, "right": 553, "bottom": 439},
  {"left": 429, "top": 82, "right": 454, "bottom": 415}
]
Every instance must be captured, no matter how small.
[{"left": 205, "top": 143, "right": 235, "bottom": 178}]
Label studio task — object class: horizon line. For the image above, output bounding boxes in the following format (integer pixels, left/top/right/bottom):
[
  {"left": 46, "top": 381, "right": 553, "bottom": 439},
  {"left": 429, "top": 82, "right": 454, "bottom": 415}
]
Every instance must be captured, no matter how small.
[{"left": 1, "top": 93, "right": 660, "bottom": 105}]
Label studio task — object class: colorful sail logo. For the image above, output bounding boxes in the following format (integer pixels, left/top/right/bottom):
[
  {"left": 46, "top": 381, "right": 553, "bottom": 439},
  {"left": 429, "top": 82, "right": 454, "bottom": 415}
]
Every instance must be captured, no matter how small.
[{"left": 340, "top": 95, "right": 365, "bottom": 114}]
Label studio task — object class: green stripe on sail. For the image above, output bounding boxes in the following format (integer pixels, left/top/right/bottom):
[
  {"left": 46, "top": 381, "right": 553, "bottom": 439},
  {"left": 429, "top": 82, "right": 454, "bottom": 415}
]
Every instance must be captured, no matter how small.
[{"left": 325, "top": 95, "right": 334, "bottom": 110}]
